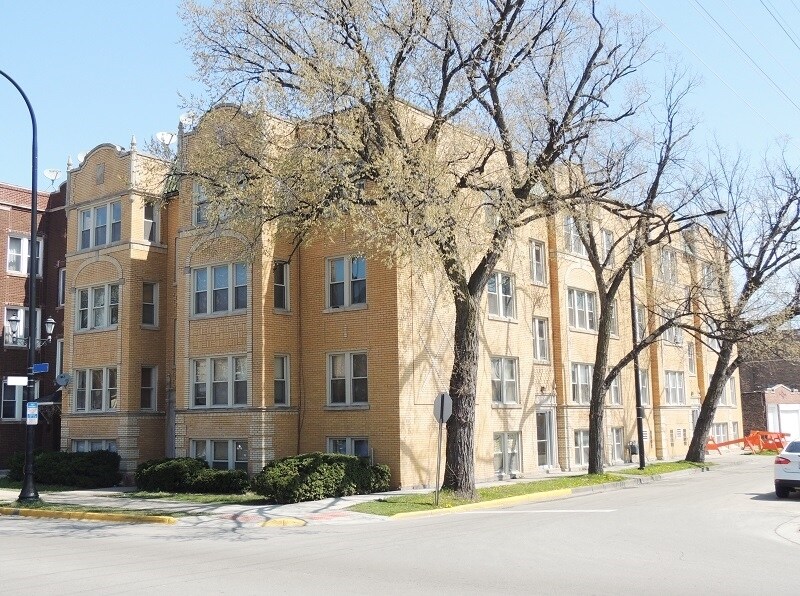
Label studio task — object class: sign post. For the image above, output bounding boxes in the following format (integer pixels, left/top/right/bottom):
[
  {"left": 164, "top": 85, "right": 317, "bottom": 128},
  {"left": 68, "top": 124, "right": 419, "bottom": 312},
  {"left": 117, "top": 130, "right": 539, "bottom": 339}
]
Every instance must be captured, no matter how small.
[
  {"left": 26, "top": 402, "right": 38, "bottom": 426},
  {"left": 433, "top": 391, "right": 453, "bottom": 507}
]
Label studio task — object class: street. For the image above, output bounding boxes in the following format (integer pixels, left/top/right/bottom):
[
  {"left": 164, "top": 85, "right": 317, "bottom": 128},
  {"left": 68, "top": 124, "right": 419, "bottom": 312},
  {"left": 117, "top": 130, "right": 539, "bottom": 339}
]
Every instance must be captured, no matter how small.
[{"left": 1, "top": 456, "right": 798, "bottom": 594}]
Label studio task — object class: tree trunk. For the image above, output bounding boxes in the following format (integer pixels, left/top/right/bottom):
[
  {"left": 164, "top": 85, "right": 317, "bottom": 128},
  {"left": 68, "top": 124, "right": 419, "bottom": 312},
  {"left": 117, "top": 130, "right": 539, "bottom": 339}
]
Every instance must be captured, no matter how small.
[
  {"left": 442, "top": 291, "right": 480, "bottom": 499},
  {"left": 685, "top": 342, "right": 734, "bottom": 462},
  {"left": 588, "top": 316, "right": 612, "bottom": 475}
]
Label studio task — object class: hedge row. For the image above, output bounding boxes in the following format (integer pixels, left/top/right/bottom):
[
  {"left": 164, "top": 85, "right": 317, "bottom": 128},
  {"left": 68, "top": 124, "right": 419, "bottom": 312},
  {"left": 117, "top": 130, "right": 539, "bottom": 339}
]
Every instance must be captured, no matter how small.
[
  {"left": 134, "top": 458, "right": 250, "bottom": 494},
  {"left": 7, "top": 450, "right": 121, "bottom": 488}
]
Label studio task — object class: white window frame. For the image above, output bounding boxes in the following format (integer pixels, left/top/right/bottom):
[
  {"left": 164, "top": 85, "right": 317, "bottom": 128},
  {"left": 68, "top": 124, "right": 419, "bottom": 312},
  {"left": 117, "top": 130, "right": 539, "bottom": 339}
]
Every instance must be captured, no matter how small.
[
  {"left": 687, "top": 342, "right": 696, "bottom": 375},
  {"left": 143, "top": 202, "right": 158, "bottom": 243},
  {"left": 140, "top": 366, "right": 157, "bottom": 410},
  {"left": 78, "top": 201, "right": 121, "bottom": 250},
  {"left": 76, "top": 284, "right": 119, "bottom": 331},
  {"left": 192, "top": 262, "right": 248, "bottom": 316},
  {"left": 74, "top": 367, "right": 118, "bottom": 412},
  {"left": 4, "top": 306, "right": 40, "bottom": 348},
  {"left": 191, "top": 355, "right": 248, "bottom": 408},
  {"left": 662, "top": 309, "right": 684, "bottom": 345},
  {"left": 574, "top": 429, "right": 590, "bottom": 466},
  {"left": 530, "top": 240, "right": 547, "bottom": 285},
  {"left": 328, "top": 351, "right": 368, "bottom": 406},
  {"left": 326, "top": 256, "right": 367, "bottom": 309},
  {"left": 494, "top": 431, "right": 521, "bottom": 477},
  {"left": 634, "top": 304, "right": 647, "bottom": 342},
  {"left": 610, "top": 427, "right": 624, "bottom": 463},
  {"left": 532, "top": 317, "right": 550, "bottom": 362},
  {"left": 55, "top": 339, "right": 64, "bottom": 376},
  {"left": 490, "top": 357, "right": 518, "bottom": 405},
  {"left": 487, "top": 271, "right": 516, "bottom": 320},
  {"left": 608, "top": 375, "right": 622, "bottom": 405},
  {"left": 72, "top": 439, "right": 117, "bottom": 453},
  {"left": 142, "top": 282, "right": 158, "bottom": 326},
  {"left": 628, "top": 238, "right": 645, "bottom": 277},
  {"left": 57, "top": 267, "right": 66, "bottom": 306},
  {"left": 601, "top": 228, "right": 615, "bottom": 267},
  {"left": 274, "top": 354, "right": 289, "bottom": 406},
  {"left": 711, "top": 423, "right": 729, "bottom": 444},
  {"left": 6, "top": 235, "right": 43, "bottom": 276},
  {"left": 564, "top": 216, "right": 588, "bottom": 257},
  {"left": 571, "top": 363, "right": 593, "bottom": 404},
  {"left": 327, "top": 437, "right": 370, "bottom": 458},
  {"left": 190, "top": 439, "right": 248, "bottom": 471},
  {"left": 567, "top": 288, "right": 597, "bottom": 331},
  {"left": 2, "top": 380, "right": 39, "bottom": 420},
  {"left": 638, "top": 369, "right": 651, "bottom": 406},
  {"left": 192, "top": 181, "right": 209, "bottom": 225},
  {"left": 274, "top": 261, "right": 289, "bottom": 310},
  {"left": 660, "top": 247, "right": 678, "bottom": 284},
  {"left": 664, "top": 370, "right": 686, "bottom": 405},
  {"left": 702, "top": 263, "right": 715, "bottom": 291},
  {"left": 608, "top": 301, "right": 619, "bottom": 336}
]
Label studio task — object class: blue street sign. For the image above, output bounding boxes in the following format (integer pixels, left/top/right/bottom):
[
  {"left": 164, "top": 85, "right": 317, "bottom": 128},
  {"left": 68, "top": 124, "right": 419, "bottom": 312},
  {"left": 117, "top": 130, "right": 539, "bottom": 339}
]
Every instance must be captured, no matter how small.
[{"left": 31, "top": 363, "right": 49, "bottom": 374}]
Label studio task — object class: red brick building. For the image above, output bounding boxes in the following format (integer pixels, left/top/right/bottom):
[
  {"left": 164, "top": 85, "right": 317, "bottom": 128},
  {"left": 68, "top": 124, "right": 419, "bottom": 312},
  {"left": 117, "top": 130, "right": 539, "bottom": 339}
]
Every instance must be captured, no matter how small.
[{"left": 1, "top": 181, "right": 66, "bottom": 467}]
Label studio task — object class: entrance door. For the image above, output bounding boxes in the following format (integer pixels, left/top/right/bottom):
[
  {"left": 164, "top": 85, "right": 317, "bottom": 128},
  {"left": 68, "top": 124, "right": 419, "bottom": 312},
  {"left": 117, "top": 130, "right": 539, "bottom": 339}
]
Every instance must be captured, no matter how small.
[{"left": 536, "top": 410, "right": 554, "bottom": 468}]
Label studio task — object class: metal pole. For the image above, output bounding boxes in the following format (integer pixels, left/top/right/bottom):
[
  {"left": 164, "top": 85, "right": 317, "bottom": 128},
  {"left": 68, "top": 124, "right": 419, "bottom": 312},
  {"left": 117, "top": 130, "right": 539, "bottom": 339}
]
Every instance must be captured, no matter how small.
[
  {"left": 629, "top": 267, "right": 646, "bottom": 470},
  {"left": 1, "top": 69, "right": 40, "bottom": 501},
  {"left": 434, "top": 397, "right": 444, "bottom": 507}
]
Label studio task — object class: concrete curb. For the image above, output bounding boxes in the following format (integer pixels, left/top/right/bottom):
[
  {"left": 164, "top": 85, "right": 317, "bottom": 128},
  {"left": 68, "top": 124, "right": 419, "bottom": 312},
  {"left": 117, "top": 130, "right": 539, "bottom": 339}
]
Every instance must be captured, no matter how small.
[{"left": 0, "top": 506, "right": 176, "bottom": 525}]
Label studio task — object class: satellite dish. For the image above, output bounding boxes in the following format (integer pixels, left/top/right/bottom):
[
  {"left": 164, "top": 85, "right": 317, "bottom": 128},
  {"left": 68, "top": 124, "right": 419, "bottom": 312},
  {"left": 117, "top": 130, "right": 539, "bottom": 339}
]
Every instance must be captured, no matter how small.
[
  {"left": 156, "top": 131, "right": 176, "bottom": 145},
  {"left": 43, "top": 169, "right": 61, "bottom": 182},
  {"left": 55, "top": 373, "right": 72, "bottom": 387},
  {"left": 77, "top": 152, "right": 87, "bottom": 164}
]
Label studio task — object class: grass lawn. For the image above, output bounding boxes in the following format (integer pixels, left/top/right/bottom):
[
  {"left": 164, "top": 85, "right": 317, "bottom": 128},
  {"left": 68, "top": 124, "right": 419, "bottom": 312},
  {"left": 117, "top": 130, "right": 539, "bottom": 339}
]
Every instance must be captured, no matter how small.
[
  {"left": 0, "top": 499, "right": 186, "bottom": 517},
  {"left": 614, "top": 461, "right": 712, "bottom": 476},
  {"left": 349, "top": 473, "right": 625, "bottom": 516},
  {"left": 124, "top": 491, "right": 269, "bottom": 505},
  {"left": 0, "top": 478, "right": 79, "bottom": 492}
]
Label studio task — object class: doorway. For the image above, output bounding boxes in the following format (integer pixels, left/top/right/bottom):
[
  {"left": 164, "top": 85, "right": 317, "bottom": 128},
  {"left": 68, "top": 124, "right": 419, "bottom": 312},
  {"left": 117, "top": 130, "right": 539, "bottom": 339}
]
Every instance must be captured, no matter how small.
[{"left": 536, "top": 410, "right": 555, "bottom": 469}]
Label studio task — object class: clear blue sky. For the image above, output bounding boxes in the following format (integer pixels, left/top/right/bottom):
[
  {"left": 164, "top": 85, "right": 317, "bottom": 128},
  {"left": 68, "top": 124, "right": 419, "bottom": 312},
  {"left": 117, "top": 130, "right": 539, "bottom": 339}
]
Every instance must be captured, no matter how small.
[{"left": 1, "top": 1, "right": 799, "bottom": 191}]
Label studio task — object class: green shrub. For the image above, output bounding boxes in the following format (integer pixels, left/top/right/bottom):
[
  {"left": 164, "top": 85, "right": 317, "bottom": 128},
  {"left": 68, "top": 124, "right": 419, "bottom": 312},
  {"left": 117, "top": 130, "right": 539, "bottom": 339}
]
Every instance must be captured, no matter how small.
[
  {"left": 6, "top": 450, "right": 121, "bottom": 488},
  {"left": 251, "top": 452, "right": 391, "bottom": 504},
  {"left": 135, "top": 457, "right": 208, "bottom": 492},
  {"left": 188, "top": 468, "right": 250, "bottom": 494}
]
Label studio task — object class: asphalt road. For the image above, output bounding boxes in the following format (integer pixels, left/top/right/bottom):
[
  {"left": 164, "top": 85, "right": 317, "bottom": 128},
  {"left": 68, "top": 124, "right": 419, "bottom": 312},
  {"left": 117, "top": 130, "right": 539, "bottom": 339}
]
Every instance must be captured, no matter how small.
[{"left": 2, "top": 456, "right": 798, "bottom": 595}]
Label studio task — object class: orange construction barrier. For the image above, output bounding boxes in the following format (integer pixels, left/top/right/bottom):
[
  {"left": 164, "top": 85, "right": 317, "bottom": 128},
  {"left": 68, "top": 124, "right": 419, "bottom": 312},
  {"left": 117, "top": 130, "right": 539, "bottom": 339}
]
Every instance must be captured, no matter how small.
[{"left": 704, "top": 430, "right": 790, "bottom": 454}]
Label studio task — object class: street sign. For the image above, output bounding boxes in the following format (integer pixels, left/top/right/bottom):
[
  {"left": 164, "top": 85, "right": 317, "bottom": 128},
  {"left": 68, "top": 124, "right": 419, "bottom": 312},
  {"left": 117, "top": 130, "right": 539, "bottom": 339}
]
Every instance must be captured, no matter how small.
[
  {"left": 31, "top": 363, "right": 49, "bottom": 374},
  {"left": 7, "top": 376, "right": 28, "bottom": 386},
  {"left": 26, "top": 402, "right": 38, "bottom": 426},
  {"left": 433, "top": 391, "right": 452, "bottom": 423}
]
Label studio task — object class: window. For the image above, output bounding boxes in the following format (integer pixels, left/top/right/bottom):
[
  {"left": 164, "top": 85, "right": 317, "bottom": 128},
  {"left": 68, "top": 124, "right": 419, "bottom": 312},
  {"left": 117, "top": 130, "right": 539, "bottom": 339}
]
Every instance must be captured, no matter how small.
[
  {"left": 638, "top": 369, "right": 650, "bottom": 406},
  {"left": 608, "top": 301, "right": 619, "bottom": 336},
  {"left": 491, "top": 357, "right": 518, "bottom": 405},
  {"left": 628, "top": 238, "right": 644, "bottom": 277},
  {"left": 143, "top": 202, "right": 158, "bottom": 242},
  {"left": 327, "top": 256, "right": 366, "bottom": 309},
  {"left": 2, "top": 382, "right": 21, "bottom": 420},
  {"left": 702, "top": 263, "right": 716, "bottom": 291},
  {"left": 6, "top": 235, "right": 43, "bottom": 276},
  {"left": 487, "top": 271, "right": 516, "bottom": 319},
  {"left": 72, "top": 439, "right": 117, "bottom": 453},
  {"left": 530, "top": 240, "right": 547, "bottom": 285},
  {"left": 192, "top": 181, "right": 209, "bottom": 225},
  {"left": 608, "top": 375, "right": 621, "bottom": 405},
  {"left": 274, "top": 261, "right": 289, "bottom": 310},
  {"left": 659, "top": 247, "right": 678, "bottom": 284},
  {"left": 634, "top": 304, "right": 647, "bottom": 341},
  {"left": 193, "top": 263, "right": 247, "bottom": 315},
  {"left": 140, "top": 366, "right": 156, "bottom": 410},
  {"left": 74, "top": 367, "right": 118, "bottom": 412},
  {"left": 601, "top": 228, "right": 615, "bottom": 267},
  {"left": 78, "top": 201, "right": 121, "bottom": 249},
  {"left": 57, "top": 268, "right": 66, "bottom": 306},
  {"left": 564, "top": 216, "right": 588, "bottom": 256},
  {"left": 732, "top": 421, "right": 739, "bottom": 439},
  {"left": 4, "top": 307, "right": 40, "bottom": 347},
  {"left": 610, "top": 427, "right": 624, "bottom": 463},
  {"left": 328, "top": 437, "right": 370, "bottom": 458},
  {"left": 494, "top": 432, "right": 521, "bottom": 477},
  {"left": 274, "top": 355, "right": 289, "bottom": 406},
  {"left": 192, "top": 356, "right": 248, "bottom": 407},
  {"left": 328, "top": 352, "right": 368, "bottom": 405},
  {"left": 729, "top": 376, "right": 737, "bottom": 406},
  {"left": 574, "top": 430, "right": 590, "bottom": 466},
  {"left": 191, "top": 439, "right": 248, "bottom": 471},
  {"left": 711, "top": 423, "right": 729, "bottom": 444},
  {"left": 662, "top": 309, "right": 683, "bottom": 345},
  {"left": 664, "top": 371, "right": 686, "bottom": 405},
  {"left": 532, "top": 317, "right": 549, "bottom": 361},
  {"left": 567, "top": 288, "right": 597, "bottom": 331},
  {"left": 142, "top": 282, "right": 157, "bottom": 325},
  {"left": 687, "top": 342, "right": 696, "bottom": 374},
  {"left": 571, "top": 363, "right": 593, "bottom": 404},
  {"left": 721, "top": 376, "right": 738, "bottom": 406},
  {"left": 55, "top": 339, "right": 64, "bottom": 376},
  {"left": 76, "top": 284, "right": 119, "bottom": 330}
]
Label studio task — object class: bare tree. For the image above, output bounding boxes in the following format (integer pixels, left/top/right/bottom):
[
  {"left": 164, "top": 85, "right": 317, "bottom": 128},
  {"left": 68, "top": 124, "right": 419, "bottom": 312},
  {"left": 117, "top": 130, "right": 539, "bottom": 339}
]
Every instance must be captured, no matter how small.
[
  {"left": 181, "top": 0, "right": 665, "bottom": 496},
  {"left": 685, "top": 147, "right": 800, "bottom": 462}
]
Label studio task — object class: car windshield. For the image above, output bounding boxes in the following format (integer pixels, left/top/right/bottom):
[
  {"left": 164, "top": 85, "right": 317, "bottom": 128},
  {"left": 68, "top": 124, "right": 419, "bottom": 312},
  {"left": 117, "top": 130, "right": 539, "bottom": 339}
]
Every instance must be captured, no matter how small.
[{"left": 785, "top": 441, "right": 800, "bottom": 453}]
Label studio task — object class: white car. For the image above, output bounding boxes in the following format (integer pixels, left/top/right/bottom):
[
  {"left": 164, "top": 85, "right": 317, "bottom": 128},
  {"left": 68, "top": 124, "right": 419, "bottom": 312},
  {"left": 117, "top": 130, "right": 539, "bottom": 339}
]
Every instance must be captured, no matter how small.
[{"left": 775, "top": 440, "right": 800, "bottom": 498}]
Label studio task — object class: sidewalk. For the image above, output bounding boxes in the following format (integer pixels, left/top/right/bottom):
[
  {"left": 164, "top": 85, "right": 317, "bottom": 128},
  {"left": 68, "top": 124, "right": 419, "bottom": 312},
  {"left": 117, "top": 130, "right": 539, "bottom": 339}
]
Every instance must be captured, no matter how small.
[{"left": 0, "top": 452, "right": 749, "bottom": 528}]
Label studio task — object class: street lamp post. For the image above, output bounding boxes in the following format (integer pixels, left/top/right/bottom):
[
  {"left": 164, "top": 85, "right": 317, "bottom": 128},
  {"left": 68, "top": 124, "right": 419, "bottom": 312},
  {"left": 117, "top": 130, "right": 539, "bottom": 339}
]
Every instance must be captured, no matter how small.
[
  {"left": 1, "top": 68, "right": 43, "bottom": 502},
  {"left": 629, "top": 267, "right": 646, "bottom": 470}
]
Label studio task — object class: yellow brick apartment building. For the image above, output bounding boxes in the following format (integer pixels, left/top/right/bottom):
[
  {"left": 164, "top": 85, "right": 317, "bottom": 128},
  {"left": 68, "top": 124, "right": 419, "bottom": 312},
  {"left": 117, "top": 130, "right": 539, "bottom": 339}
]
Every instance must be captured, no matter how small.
[{"left": 60, "top": 134, "right": 743, "bottom": 487}]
